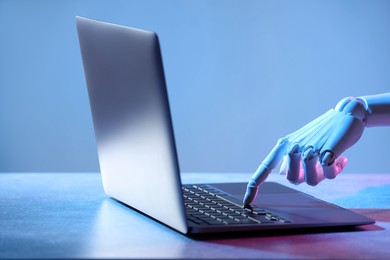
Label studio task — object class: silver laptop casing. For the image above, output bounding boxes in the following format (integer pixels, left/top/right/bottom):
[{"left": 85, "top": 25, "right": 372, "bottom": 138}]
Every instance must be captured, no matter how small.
[{"left": 77, "top": 16, "right": 187, "bottom": 233}]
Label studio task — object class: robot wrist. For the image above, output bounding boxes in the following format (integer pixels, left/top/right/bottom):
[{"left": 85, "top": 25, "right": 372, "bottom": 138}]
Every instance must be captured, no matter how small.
[{"left": 335, "top": 96, "right": 368, "bottom": 126}]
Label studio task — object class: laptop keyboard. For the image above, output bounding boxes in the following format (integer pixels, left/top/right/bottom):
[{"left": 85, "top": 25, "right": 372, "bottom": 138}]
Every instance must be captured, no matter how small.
[{"left": 182, "top": 184, "right": 291, "bottom": 226}]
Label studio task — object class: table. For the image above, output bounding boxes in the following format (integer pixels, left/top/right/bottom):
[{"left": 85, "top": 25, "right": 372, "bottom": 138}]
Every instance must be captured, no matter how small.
[{"left": 1, "top": 172, "right": 389, "bottom": 259}]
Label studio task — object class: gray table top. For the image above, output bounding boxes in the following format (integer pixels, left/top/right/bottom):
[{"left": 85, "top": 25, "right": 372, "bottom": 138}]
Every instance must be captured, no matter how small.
[{"left": 1, "top": 172, "right": 389, "bottom": 259}]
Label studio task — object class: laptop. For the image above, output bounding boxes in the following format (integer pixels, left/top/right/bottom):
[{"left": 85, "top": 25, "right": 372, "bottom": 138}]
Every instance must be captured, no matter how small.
[{"left": 76, "top": 16, "right": 374, "bottom": 235}]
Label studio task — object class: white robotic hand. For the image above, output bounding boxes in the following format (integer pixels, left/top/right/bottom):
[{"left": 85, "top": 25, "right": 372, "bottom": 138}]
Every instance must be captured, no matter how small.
[
  {"left": 281, "top": 96, "right": 366, "bottom": 184},
  {"left": 243, "top": 93, "right": 390, "bottom": 205}
]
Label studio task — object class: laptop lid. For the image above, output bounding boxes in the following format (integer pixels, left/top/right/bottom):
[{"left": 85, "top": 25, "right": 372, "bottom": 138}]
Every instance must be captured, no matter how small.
[{"left": 76, "top": 16, "right": 188, "bottom": 234}]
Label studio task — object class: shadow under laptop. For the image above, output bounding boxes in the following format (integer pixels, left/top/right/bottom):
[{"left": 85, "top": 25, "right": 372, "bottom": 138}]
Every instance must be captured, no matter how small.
[{"left": 189, "top": 221, "right": 383, "bottom": 241}]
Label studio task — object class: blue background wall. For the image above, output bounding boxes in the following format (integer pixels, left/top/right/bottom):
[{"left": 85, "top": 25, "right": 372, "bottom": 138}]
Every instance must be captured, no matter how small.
[{"left": 1, "top": 0, "right": 389, "bottom": 173}]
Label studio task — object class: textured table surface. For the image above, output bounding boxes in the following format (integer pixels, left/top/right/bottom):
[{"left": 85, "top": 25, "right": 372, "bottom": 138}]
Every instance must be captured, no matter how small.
[{"left": 0, "top": 172, "right": 389, "bottom": 259}]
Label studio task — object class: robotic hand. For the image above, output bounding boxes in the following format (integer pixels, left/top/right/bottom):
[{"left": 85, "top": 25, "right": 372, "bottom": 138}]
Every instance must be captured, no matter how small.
[{"left": 243, "top": 93, "right": 390, "bottom": 206}]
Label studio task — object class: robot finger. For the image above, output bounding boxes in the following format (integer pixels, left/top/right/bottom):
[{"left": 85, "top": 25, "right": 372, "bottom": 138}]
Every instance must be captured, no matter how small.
[
  {"left": 249, "top": 137, "right": 290, "bottom": 185},
  {"left": 302, "top": 147, "right": 324, "bottom": 186},
  {"left": 286, "top": 144, "right": 304, "bottom": 184},
  {"left": 322, "top": 156, "right": 348, "bottom": 179},
  {"left": 243, "top": 138, "right": 290, "bottom": 205}
]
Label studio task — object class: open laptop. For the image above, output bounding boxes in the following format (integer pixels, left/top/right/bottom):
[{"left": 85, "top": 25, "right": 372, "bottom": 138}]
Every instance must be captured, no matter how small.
[{"left": 76, "top": 16, "right": 374, "bottom": 235}]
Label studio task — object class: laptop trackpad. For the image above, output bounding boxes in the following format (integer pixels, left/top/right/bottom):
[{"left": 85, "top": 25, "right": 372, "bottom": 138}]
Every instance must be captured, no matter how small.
[{"left": 210, "top": 182, "right": 365, "bottom": 224}]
